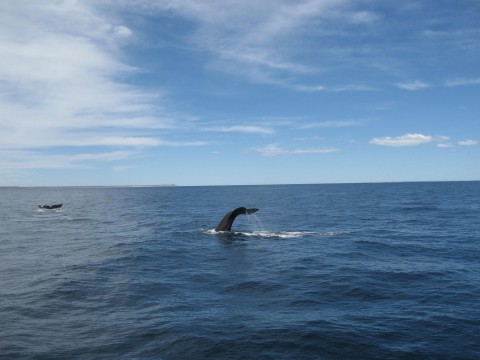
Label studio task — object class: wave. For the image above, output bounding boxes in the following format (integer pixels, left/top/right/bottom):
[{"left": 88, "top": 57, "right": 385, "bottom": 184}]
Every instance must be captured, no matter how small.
[
  {"left": 36, "top": 208, "right": 64, "bottom": 213},
  {"left": 238, "top": 231, "right": 316, "bottom": 239}
]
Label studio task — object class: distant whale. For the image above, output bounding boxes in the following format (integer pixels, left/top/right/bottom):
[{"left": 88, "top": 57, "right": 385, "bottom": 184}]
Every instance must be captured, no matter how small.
[
  {"left": 215, "top": 207, "right": 259, "bottom": 232},
  {"left": 38, "top": 204, "right": 63, "bottom": 209}
]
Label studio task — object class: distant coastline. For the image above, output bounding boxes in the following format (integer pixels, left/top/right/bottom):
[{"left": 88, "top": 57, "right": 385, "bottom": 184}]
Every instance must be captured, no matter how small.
[
  {"left": 0, "top": 184, "right": 177, "bottom": 188},
  {"left": 2, "top": 180, "right": 480, "bottom": 188}
]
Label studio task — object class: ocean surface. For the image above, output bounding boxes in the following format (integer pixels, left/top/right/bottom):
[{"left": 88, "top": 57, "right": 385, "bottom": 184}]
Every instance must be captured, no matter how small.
[{"left": 1, "top": 182, "right": 479, "bottom": 359}]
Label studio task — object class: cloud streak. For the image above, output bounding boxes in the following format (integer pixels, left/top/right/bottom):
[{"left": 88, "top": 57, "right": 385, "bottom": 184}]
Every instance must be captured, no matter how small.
[
  {"left": 458, "top": 139, "right": 478, "bottom": 146},
  {"left": 0, "top": 150, "right": 137, "bottom": 170},
  {"left": 208, "top": 125, "right": 275, "bottom": 135},
  {"left": 395, "top": 80, "right": 430, "bottom": 91},
  {"left": 370, "top": 133, "right": 442, "bottom": 147},
  {"left": 446, "top": 78, "right": 480, "bottom": 87},
  {"left": 254, "top": 144, "right": 339, "bottom": 156},
  {"left": 301, "top": 120, "right": 365, "bottom": 129}
]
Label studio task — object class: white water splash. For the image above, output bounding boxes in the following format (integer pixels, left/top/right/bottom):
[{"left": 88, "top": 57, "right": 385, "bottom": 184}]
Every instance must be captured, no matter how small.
[
  {"left": 246, "top": 213, "right": 265, "bottom": 232},
  {"left": 37, "top": 208, "right": 64, "bottom": 213},
  {"left": 203, "top": 229, "right": 340, "bottom": 239},
  {"left": 239, "top": 231, "right": 314, "bottom": 238}
]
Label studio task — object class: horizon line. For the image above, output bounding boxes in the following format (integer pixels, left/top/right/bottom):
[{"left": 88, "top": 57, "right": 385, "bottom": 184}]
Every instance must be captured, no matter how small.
[{"left": 1, "top": 180, "right": 479, "bottom": 188}]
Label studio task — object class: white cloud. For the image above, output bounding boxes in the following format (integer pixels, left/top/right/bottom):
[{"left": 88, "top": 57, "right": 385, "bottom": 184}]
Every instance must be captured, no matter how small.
[
  {"left": 293, "top": 84, "right": 377, "bottom": 92},
  {"left": 349, "top": 11, "right": 379, "bottom": 24},
  {"left": 294, "top": 84, "right": 327, "bottom": 92},
  {"left": 254, "top": 144, "right": 339, "bottom": 156},
  {"left": 458, "top": 139, "right": 478, "bottom": 146},
  {"left": 159, "top": 140, "right": 208, "bottom": 147},
  {"left": 209, "top": 125, "right": 275, "bottom": 135},
  {"left": 0, "top": 150, "right": 137, "bottom": 170},
  {"left": 92, "top": 137, "right": 162, "bottom": 147},
  {"left": 437, "top": 143, "right": 454, "bottom": 148},
  {"left": 435, "top": 135, "right": 451, "bottom": 142},
  {"left": 114, "top": 25, "right": 133, "bottom": 38},
  {"left": 114, "top": 165, "right": 136, "bottom": 172},
  {"left": 138, "top": 0, "right": 358, "bottom": 84},
  {"left": 371, "top": 136, "right": 477, "bottom": 148},
  {"left": 331, "top": 84, "right": 379, "bottom": 92},
  {"left": 0, "top": 1, "right": 165, "bottom": 153},
  {"left": 114, "top": 1, "right": 479, "bottom": 92},
  {"left": 294, "top": 136, "right": 325, "bottom": 141},
  {"left": 301, "top": 120, "right": 365, "bottom": 129},
  {"left": 395, "top": 80, "right": 430, "bottom": 91},
  {"left": 446, "top": 78, "right": 480, "bottom": 87},
  {"left": 370, "top": 133, "right": 434, "bottom": 147},
  {"left": 0, "top": 1, "right": 213, "bottom": 183}
]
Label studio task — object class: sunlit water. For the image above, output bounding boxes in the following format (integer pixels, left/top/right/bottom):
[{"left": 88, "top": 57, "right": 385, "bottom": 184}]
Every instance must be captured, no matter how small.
[{"left": 1, "top": 182, "right": 479, "bottom": 359}]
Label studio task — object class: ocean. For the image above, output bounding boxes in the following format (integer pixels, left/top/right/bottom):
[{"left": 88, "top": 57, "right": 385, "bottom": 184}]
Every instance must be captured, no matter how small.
[{"left": 1, "top": 182, "right": 479, "bottom": 359}]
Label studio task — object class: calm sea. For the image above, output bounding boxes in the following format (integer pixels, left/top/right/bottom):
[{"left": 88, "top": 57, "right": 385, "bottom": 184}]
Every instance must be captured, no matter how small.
[{"left": 1, "top": 182, "right": 479, "bottom": 359}]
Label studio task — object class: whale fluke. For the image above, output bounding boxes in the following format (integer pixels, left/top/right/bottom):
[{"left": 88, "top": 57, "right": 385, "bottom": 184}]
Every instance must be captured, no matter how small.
[
  {"left": 215, "top": 207, "right": 259, "bottom": 232},
  {"left": 38, "top": 204, "right": 63, "bottom": 209}
]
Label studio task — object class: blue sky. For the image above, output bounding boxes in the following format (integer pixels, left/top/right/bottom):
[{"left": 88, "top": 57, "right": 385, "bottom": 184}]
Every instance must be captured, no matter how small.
[{"left": 1, "top": 0, "right": 479, "bottom": 186}]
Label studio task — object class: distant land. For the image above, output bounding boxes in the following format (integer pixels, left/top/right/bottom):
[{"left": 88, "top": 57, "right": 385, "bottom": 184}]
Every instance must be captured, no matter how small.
[
  {"left": 2, "top": 180, "right": 480, "bottom": 188},
  {"left": 0, "top": 185, "right": 177, "bottom": 188}
]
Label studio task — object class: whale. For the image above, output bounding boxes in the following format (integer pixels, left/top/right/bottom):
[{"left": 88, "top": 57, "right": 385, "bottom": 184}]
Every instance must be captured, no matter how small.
[
  {"left": 215, "top": 207, "right": 259, "bottom": 232},
  {"left": 38, "top": 204, "right": 63, "bottom": 209}
]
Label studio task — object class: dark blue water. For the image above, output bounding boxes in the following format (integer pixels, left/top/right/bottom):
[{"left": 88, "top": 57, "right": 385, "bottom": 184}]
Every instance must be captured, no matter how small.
[{"left": 1, "top": 182, "right": 479, "bottom": 359}]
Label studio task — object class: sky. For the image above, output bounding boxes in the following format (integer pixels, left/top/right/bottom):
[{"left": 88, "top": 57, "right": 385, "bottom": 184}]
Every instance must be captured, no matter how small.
[{"left": 0, "top": 0, "right": 479, "bottom": 186}]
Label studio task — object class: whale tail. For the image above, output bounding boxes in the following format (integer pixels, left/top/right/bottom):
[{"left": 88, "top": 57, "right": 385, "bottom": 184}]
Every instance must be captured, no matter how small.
[
  {"left": 215, "top": 207, "right": 259, "bottom": 232},
  {"left": 38, "top": 204, "right": 63, "bottom": 210}
]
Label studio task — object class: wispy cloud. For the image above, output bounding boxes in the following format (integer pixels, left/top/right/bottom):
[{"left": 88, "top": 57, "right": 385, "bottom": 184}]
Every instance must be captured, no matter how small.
[
  {"left": 369, "top": 133, "right": 449, "bottom": 147},
  {"left": 254, "top": 144, "right": 339, "bottom": 156},
  {"left": 1, "top": 1, "right": 478, "bottom": 185},
  {"left": 437, "top": 143, "right": 454, "bottom": 148},
  {"left": 0, "top": 0, "right": 208, "bottom": 181},
  {"left": 395, "top": 80, "right": 430, "bottom": 91},
  {"left": 114, "top": 165, "right": 136, "bottom": 172},
  {"left": 293, "top": 84, "right": 377, "bottom": 92},
  {"left": 207, "top": 125, "right": 275, "bottom": 135},
  {"left": 301, "top": 120, "right": 365, "bottom": 129},
  {"left": 294, "top": 136, "right": 325, "bottom": 141},
  {"left": 0, "top": 150, "right": 137, "bottom": 170},
  {"left": 458, "top": 139, "right": 478, "bottom": 146},
  {"left": 445, "top": 78, "right": 480, "bottom": 87},
  {"left": 0, "top": 2, "right": 155, "bottom": 150},
  {"left": 138, "top": 0, "right": 389, "bottom": 86},
  {"left": 122, "top": 1, "right": 478, "bottom": 93},
  {"left": 293, "top": 84, "right": 328, "bottom": 92}
]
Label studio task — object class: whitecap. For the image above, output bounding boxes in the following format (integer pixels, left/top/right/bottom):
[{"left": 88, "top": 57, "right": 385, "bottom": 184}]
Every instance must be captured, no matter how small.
[
  {"left": 240, "top": 231, "right": 315, "bottom": 239},
  {"left": 203, "top": 229, "right": 330, "bottom": 239}
]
